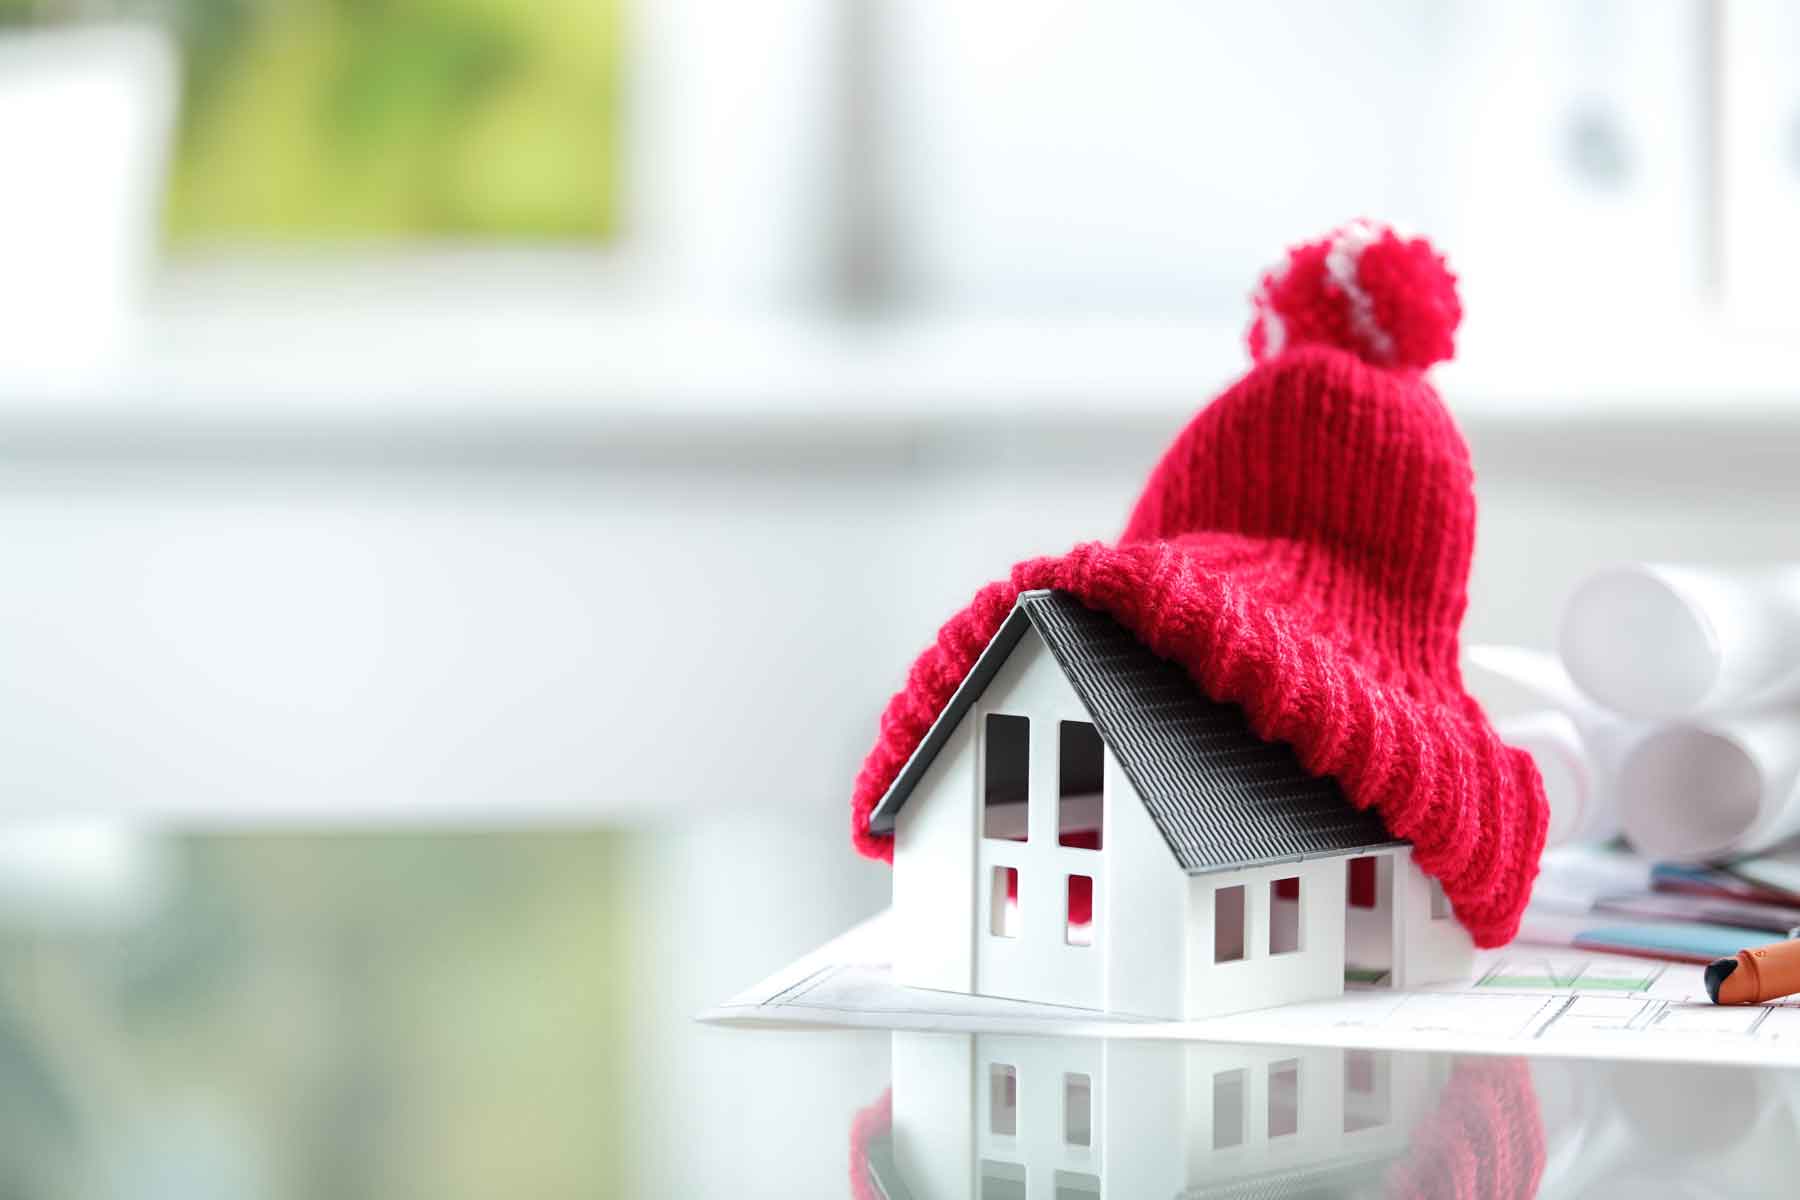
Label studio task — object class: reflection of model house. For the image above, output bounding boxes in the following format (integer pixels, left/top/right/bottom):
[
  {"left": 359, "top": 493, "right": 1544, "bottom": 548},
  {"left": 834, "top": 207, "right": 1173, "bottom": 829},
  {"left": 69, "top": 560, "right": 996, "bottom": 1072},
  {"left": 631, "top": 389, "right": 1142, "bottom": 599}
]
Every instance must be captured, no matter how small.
[
  {"left": 875, "top": 1031, "right": 1450, "bottom": 1199},
  {"left": 869, "top": 590, "right": 1472, "bottom": 1019}
]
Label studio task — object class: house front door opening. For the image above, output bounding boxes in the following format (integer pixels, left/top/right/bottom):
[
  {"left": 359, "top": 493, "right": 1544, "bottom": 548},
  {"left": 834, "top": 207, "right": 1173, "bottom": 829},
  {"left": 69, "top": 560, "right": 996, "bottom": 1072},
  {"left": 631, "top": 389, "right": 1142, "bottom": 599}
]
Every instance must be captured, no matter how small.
[{"left": 1343, "top": 854, "right": 1396, "bottom": 986}]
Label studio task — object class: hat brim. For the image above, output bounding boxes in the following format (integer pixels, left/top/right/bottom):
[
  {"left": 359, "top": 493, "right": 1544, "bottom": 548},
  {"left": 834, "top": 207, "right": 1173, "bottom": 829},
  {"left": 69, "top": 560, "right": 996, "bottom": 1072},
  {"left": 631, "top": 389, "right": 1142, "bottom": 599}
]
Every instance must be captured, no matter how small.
[{"left": 850, "top": 536, "right": 1547, "bottom": 949}]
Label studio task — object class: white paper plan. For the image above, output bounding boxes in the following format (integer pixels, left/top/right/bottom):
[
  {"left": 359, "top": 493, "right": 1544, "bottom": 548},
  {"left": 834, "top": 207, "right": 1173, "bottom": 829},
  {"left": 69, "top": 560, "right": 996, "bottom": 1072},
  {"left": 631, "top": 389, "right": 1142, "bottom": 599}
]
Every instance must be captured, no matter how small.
[{"left": 701, "top": 908, "right": 1800, "bottom": 1067}]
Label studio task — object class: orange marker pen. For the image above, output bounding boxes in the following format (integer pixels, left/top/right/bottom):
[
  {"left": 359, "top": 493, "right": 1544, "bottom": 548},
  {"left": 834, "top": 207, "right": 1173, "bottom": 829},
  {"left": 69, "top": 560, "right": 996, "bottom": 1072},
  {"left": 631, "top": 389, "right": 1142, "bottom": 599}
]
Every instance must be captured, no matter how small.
[{"left": 1705, "top": 937, "right": 1800, "bottom": 1005}]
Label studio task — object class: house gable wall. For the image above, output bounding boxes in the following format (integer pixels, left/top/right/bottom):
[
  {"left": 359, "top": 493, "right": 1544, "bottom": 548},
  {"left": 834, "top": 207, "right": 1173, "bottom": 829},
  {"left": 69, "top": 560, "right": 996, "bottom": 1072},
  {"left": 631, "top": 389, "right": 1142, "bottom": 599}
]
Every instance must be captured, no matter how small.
[
  {"left": 969, "top": 628, "right": 1107, "bottom": 1007},
  {"left": 894, "top": 626, "right": 1110, "bottom": 1003},
  {"left": 895, "top": 627, "right": 1195, "bottom": 1012}
]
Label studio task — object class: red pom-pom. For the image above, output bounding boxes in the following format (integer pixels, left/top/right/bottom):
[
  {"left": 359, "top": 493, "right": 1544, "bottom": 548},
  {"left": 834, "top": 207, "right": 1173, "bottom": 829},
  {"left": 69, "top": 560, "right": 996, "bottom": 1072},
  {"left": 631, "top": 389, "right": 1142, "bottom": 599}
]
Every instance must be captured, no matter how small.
[{"left": 1247, "top": 220, "right": 1461, "bottom": 372}]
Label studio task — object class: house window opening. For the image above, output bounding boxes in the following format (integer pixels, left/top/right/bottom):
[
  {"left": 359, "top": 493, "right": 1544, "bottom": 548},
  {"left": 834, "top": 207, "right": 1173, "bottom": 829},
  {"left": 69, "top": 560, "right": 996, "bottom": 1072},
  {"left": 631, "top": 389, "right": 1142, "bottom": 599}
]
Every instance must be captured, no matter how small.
[
  {"left": 1214, "top": 885, "right": 1246, "bottom": 963},
  {"left": 1212, "top": 1068, "right": 1246, "bottom": 1149},
  {"left": 1344, "top": 855, "right": 1395, "bottom": 986},
  {"left": 1063, "top": 1073, "right": 1092, "bottom": 1147},
  {"left": 1066, "top": 875, "right": 1094, "bottom": 946},
  {"left": 1058, "top": 720, "right": 1104, "bottom": 849},
  {"left": 1343, "top": 1049, "right": 1389, "bottom": 1133},
  {"left": 990, "top": 1063, "right": 1018, "bottom": 1135},
  {"left": 1270, "top": 876, "right": 1301, "bottom": 955},
  {"left": 984, "top": 714, "right": 1031, "bottom": 842},
  {"left": 1430, "top": 878, "right": 1453, "bottom": 921},
  {"left": 1053, "top": 1170, "right": 1101, "bottom": 1199},
  {"left": 991, "top": 867, "right": 1020, "bottom": 938},
  {"left": 980, "top": 1159, "right": 1026, "bottom": 1200},
  {"left": 1268, "top": 1059, "right": 1300, "bottom": 1138}
]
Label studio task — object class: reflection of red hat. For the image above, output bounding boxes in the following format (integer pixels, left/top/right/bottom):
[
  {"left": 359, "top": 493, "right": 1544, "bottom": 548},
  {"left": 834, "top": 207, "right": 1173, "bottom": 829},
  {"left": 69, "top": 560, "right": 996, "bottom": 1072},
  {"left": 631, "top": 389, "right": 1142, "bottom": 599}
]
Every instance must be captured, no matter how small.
[
  {"left": 850, "top": 222, "right": 1546, "bottom": 947},
  {"left": 1385, "top": 1056, "right": 1546, "bottom": 1200},
  {"left": 847, "top": 1088, "right": 892, "bottom": 1200}
]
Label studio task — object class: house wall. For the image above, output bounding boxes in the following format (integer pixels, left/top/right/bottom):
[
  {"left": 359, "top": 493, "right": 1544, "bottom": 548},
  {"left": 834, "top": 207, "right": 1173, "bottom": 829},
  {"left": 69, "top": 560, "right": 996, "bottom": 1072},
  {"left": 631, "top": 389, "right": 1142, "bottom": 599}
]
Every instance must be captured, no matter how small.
[
  {"left": 1184, "top": 856, "right": 1347, "bottom": 1020},
  {"left": 1102, "top": 753, "right": 1187, "bottom": 1019},
  {"left": 893, "top": 717, "right": 977, "bottom": 993},
  {"left": 1393, "top": 858, "right": 1476, "bottom": 988}
]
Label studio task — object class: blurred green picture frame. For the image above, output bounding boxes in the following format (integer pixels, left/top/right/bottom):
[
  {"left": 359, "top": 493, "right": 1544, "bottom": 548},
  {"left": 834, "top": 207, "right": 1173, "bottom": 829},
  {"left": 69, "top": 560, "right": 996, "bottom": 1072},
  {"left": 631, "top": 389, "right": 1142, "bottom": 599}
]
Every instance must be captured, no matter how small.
[{"left": 158, "top": 0, "right": 625, "bottom": 240}]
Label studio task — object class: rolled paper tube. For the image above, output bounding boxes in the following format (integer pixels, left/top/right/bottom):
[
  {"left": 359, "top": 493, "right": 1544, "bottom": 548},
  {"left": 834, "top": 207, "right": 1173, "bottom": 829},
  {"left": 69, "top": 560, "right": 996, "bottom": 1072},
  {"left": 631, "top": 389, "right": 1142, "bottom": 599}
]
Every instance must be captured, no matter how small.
[
  {"left": 1707, "top": 937, "right": 1800, "bottom": 1005},
  {"left": 1560, "top": 563, "right": 1800, "bottom": 720},
  {"left": 1616, "top": 713, "right": 1800, "bottom": 862},
  {"left": 1470, "top": 645, "right": 1636, "bottom": 848},
  {"left": 1496, "top": 711, "right": 1601, "bottom": 850},
  {"left": 1466, "top": 644, "right": 1592, "bottom": 716}
]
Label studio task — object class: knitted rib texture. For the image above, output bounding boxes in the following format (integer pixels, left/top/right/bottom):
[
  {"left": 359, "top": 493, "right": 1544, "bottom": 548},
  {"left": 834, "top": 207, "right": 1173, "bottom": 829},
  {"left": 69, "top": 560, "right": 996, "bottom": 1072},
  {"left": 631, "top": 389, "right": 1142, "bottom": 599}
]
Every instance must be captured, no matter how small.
[
  {"left": 849, "top": 228, "right": 1547, "bottom": 948},
  {"left": 1383, "top": 1056, "right": 1546, "bottom": 1200}
]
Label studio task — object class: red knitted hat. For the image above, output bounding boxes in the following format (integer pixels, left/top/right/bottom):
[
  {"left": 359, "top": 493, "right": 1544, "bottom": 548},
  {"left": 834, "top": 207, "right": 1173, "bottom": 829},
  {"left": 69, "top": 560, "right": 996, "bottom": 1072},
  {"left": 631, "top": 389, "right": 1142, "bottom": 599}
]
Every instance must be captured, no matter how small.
[{"left": 850, "top": 221, "right": 1547, "bottom": 947}]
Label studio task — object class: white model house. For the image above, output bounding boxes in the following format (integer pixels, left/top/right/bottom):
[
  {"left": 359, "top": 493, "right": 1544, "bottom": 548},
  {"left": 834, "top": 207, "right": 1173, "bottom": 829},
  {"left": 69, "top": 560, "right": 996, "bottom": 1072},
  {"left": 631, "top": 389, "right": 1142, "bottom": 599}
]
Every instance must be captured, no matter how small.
[
  {"left": 864, "top": 1031, "right": 1455, "bottom": 1200},
  {"left": 867, "top": 590, "right": 1472, "bottom": 1020}
]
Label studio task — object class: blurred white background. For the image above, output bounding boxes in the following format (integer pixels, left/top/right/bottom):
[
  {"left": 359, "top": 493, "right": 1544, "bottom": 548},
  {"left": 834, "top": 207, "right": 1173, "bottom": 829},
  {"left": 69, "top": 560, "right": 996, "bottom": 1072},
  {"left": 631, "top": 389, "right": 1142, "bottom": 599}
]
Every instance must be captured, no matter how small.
[
  {"left": 3, "top": 1, "right": 1800, "bottom": 1196},
  {"left": 11, "top": 0, "right": 1800, "bottom": 824}
]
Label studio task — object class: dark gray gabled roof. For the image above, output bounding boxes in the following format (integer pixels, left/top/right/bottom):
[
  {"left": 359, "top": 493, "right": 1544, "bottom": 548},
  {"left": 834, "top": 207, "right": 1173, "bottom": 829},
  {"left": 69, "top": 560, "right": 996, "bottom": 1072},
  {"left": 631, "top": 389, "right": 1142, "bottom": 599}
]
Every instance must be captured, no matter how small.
[{"left": 866, "top": 589, "right": 1405, "bottom": 874}]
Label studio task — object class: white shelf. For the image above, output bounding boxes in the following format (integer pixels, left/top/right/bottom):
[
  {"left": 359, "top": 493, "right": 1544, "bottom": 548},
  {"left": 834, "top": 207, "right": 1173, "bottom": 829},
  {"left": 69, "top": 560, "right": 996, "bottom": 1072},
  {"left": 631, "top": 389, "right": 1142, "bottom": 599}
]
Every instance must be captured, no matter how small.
[{"left": 6, "top": 294, "right": 1800, "bottom": 444}]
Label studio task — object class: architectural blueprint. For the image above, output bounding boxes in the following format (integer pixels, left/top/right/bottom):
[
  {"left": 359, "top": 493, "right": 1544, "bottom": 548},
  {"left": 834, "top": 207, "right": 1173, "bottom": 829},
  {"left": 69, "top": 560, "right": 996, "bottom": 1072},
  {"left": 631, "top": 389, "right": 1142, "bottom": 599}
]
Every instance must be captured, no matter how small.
[{"left": 702, "top": 908, "right": 1800, "bottom": 1067}]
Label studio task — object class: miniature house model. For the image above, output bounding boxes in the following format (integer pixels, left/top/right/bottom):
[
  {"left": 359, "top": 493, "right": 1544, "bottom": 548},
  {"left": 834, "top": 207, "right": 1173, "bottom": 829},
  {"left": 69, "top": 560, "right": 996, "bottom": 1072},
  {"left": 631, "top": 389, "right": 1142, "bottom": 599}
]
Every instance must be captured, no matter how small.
[
  {"left": 869, "top": 590, "right": 1473, "bottom": 1020},
  {"left": 864, "top": 1031, "right": 1455, "bottom": 1200}
]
